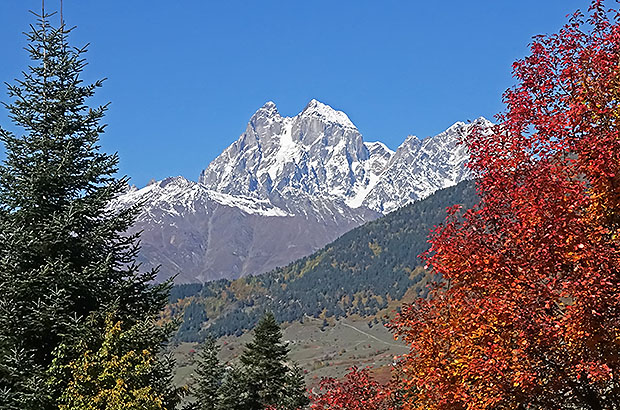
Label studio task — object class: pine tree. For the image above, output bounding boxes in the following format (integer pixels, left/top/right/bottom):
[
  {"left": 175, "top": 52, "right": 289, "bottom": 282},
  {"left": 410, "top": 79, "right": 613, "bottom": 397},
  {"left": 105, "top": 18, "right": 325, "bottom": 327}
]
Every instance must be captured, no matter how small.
[
  {"left": 238, "top": 312, "right": 308, "bottom": 409},
  {"left": 0, "top": 9, "right": 175, "bottom": 409},
  {"left": 191, "top": 336, "right": 224, "bottom": 409}
]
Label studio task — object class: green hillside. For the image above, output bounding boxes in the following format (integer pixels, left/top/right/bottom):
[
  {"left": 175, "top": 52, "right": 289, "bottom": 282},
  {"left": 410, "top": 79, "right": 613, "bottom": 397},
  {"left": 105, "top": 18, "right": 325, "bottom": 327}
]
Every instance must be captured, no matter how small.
[{"left": 166, "top": 180, "right": 478, "bottom": 341}]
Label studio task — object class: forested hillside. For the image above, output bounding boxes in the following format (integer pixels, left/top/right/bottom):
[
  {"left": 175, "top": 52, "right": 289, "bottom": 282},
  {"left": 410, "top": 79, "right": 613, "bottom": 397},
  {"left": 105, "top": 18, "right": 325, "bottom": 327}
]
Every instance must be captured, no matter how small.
[{"left": 168, "top": 180, "right": 478, "bottom": 341}]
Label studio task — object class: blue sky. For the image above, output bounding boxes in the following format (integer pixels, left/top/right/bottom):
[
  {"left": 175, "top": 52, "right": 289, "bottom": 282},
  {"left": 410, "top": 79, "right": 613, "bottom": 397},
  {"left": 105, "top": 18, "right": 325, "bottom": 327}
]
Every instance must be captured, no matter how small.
[{"left": 0, "top": 1, "right": 589, "bottom": 187}]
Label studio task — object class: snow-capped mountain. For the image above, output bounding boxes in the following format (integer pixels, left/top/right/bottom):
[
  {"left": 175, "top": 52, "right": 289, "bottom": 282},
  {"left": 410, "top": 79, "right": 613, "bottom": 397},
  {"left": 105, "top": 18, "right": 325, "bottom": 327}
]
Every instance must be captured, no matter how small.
[
  {"left": 200, "top": 99, "right": 490, "bottom": 214},
  {"left": 115, "top": 100, "right": 491, "bottom": 283},
  {"left": 199, "top": 99, "right": 382, "bottom": 208}
]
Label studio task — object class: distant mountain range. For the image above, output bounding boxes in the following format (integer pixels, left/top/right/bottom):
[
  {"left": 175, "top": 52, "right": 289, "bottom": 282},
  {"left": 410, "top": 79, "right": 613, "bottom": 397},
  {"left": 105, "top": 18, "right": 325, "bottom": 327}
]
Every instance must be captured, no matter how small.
[{"left": 114, "top": 100, "right": 491, "bottom": 283}]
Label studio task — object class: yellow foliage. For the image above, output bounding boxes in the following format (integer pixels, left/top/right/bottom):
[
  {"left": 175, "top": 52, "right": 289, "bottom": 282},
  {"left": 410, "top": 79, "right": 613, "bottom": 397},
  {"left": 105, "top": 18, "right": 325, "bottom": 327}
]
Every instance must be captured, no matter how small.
[
  {"left": 58, "top": 317, "right": 168, "bottom": 410},
  {"left": 368, "top": 241, "right": 382, "bottom": 257}
]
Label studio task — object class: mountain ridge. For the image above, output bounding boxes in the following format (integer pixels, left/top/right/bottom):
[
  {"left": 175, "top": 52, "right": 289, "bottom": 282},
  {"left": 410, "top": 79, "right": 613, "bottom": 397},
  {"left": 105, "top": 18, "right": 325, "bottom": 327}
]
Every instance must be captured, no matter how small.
[{"left": 198, "top": 99, "right": 490, "bottom": 213}]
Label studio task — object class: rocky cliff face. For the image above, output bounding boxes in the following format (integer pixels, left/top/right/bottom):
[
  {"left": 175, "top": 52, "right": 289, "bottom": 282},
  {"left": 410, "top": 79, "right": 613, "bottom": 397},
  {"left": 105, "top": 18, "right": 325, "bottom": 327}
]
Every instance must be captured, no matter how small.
[
  {"left": 115, "top": 100, "right": 491, "bottom": 283},
  {"left": 199, "top": 99, "right": 383, "bottom": 208}
]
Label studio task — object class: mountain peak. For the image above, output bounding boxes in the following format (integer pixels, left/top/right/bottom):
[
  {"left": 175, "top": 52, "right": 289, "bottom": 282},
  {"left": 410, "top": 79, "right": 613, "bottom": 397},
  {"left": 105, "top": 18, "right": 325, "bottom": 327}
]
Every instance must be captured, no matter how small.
[
  {"left": 440, "top": 117, "right": 494, "bottom": 141},
  {"left": 446, "top": 121, "right": 467, "bottom": 131},
  {"left": 400, "top": 134, "right": 422, "bottom": 148},
  {"left": 158, "top": 175, "right": 193, "bottom": 189},
  {"left": 262, "top": 100, "right": 277, "bottom": 110},
  {"left": 300, "top": 99, "right": 355, "bottom": 128},
  {"left": 120, "top": 106, "right": 492, "bottom": 283},
  {"left": 447, "top": 117, "right": 494, "bottom": 132},
  {"left": 364, "top": 141, "right": 394, "bottom": 156},
  {"left": 472, "top": 116, "right": 493, "bottom": 127},
  {"left": 250, "top": 101, "right": 280, "bottom": 122}
]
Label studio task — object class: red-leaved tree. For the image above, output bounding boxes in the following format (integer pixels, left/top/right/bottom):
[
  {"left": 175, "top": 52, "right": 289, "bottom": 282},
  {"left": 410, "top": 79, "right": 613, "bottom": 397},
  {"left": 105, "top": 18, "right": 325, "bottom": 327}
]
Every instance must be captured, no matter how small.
[
  {"left": 391, "top": 1, "right": 620, "bottom": 409},
  {"left": 309, "top": 367, "right": 401, "bottom": 410}
]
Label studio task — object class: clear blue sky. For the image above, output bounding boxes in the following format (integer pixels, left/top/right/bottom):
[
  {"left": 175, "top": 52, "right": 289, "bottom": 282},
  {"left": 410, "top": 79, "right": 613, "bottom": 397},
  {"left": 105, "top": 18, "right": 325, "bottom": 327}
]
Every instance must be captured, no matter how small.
[{"left": 0, "top": 0, "right": 589, "bottom": 187}]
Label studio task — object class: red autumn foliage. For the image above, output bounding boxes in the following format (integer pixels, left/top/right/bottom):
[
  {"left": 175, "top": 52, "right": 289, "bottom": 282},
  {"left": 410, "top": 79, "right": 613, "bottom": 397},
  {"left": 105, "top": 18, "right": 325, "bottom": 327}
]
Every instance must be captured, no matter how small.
[
  {"left": 309, "top": 367, "right": 401, "bottom": 410},
  {"left": 390, "top": 1, "right": 620, "bottom": 409}
]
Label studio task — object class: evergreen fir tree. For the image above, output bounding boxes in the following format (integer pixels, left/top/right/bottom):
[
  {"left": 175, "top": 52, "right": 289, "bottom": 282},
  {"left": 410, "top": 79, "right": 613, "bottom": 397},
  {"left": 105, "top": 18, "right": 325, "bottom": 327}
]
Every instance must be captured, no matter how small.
[
  {"left": 240, "top": 312, "right": 289, "bottom": 408},
  {"left": 282, "top": 364, "right": 310, "bottom": 409},
  {"left": 238, "top": 312, "right": 308, "bottom": 409},
  {"left": 216, "top": 366, "right": 253, "bottom": 410},
  {"left": 0, "top": 9, "right": 175, "bottom": 409},
  {"left": 191, "top": 336, "right": 224, "bottom": 409},
  {"left": 0, "top": 341, "right": 47, "bottom": 410}
]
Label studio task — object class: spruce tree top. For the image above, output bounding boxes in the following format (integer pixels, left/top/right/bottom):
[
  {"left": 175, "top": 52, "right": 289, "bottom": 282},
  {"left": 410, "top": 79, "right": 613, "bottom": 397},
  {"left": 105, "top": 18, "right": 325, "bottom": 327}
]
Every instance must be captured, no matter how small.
[
  {"left": 1, "top": 14, "right": 116, "bottom": 215},
  {"left": 238, "top": 312, "right": 290, "bottom": 407},
  {"left": 240, "top": 312, "right": 289, "bottom": 368}
]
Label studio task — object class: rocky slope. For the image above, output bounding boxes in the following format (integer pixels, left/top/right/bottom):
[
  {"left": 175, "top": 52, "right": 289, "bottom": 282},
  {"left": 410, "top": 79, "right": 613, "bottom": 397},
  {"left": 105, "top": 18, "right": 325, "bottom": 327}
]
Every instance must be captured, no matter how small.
[
  {"left": 361, "top": 117, "right": 490, "bottom": 213},
  {"left": 114, "top": 176, "right": 376, "bottom": 283}
]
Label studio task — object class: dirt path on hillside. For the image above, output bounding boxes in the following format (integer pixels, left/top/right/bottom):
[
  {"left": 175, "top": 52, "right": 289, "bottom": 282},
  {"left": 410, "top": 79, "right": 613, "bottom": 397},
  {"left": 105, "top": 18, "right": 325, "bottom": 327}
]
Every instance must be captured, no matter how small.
[{"left": 339, "top": 322, "right": 408, "bottom": 349}]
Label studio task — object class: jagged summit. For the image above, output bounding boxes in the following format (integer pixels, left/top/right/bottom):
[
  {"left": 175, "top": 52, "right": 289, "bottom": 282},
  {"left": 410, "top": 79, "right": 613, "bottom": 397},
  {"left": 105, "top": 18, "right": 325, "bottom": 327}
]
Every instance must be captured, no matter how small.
[
  {"left": 364, "top": 141, "right": 394, "bottom": 153},
  {"left": 399, "top": 134, "right": 422, "bottom": 147},
  {"left": 300, "top": 99, "right": 355, "bottom": 128},
  {"left": 360, "top": 118, "right": 491, "bottom": 213},
  {"left": 248, "top": 99, "right": 354, "bottom": 129},
  {"left": 198, "top": 99, "right": 370, "bottom": 201},
  {"left": 430, "top": 117, "right": 492, "bottom": 139},
  {"left": 251, "top": 101, "right": 280, "bottom": 122}
]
